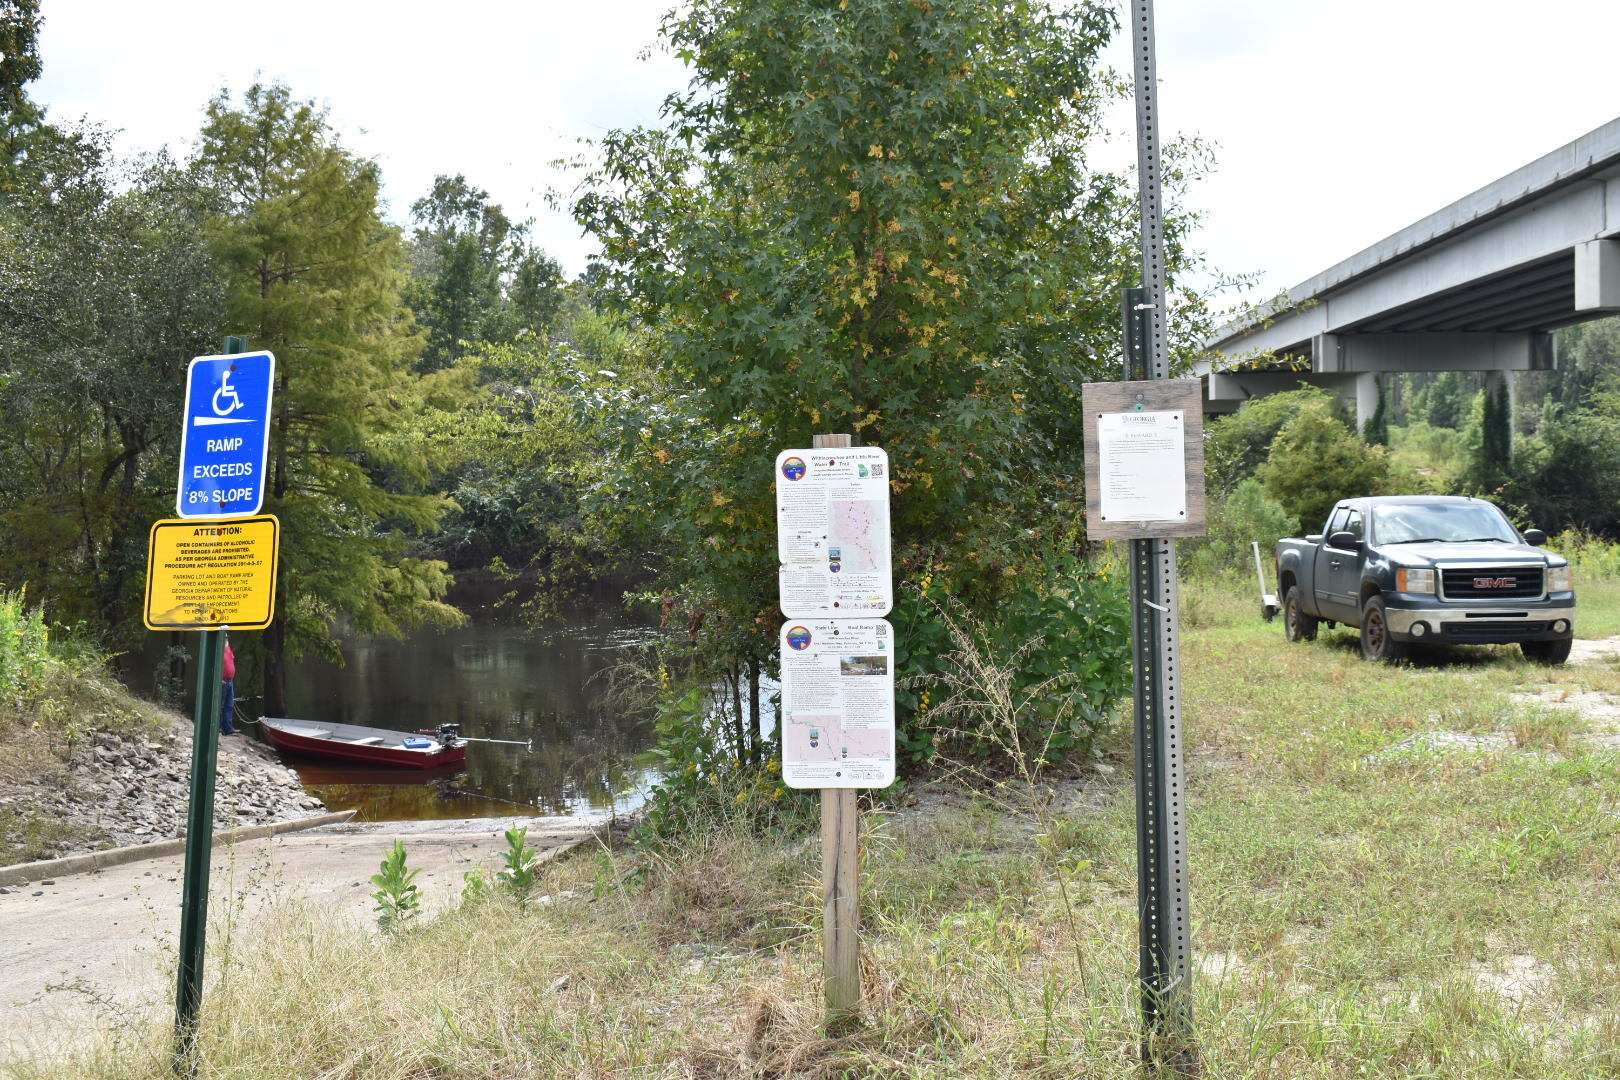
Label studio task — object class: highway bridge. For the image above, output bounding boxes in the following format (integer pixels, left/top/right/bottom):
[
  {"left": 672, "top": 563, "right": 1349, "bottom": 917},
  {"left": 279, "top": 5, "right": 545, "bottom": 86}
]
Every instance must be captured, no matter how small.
[{"left": 1201, "top": 117, "right": 1620, "bottom": 425}]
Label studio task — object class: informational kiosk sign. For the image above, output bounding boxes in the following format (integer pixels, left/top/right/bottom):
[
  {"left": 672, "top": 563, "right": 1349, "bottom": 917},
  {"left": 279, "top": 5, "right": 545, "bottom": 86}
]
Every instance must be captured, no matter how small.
[
  {"left": 176, "top": 351, "right": 276, "bottom": 519},
  {"left": 1080, "top": 379, "right": 1205, "bottom": 540},
  {"left": 775, "top": 446, "right": 892, "bottom": 618},
  {"left": 144, "top": 515, "right": 280, "bottom": 630},
  {"left": 779, "top": 619, "right": 896, "bottom": 789}
]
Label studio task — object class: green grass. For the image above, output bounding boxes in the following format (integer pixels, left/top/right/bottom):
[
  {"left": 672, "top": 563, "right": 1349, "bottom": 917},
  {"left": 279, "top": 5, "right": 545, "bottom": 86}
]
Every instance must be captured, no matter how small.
[{"left": 12, "top": 578, "right": 1620, "bottom": 1078}]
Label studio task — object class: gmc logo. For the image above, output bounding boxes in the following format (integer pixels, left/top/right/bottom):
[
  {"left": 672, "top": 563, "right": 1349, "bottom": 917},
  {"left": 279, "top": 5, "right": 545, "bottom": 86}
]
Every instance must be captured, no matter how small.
[{"left": 1474, "top": 576, "right": 1517, "bottom": 589}]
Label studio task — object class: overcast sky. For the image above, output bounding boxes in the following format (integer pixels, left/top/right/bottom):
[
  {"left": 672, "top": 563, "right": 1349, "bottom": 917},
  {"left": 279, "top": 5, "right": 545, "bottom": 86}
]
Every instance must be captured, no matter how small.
[{"left": 30, "top": 0, "right": 1620, "bottom": 304}]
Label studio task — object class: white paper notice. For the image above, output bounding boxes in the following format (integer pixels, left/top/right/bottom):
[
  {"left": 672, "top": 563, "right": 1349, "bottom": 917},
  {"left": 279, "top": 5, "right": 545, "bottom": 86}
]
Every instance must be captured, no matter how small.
[
  {"left": 1097, "top": 411, "right": 1187, "bottom": 524},
  {"left": 775, "top": 447, "right": 892, "bottom": 617},
  {"left": 779, "top": 619, "right": 896, "bottom": 789}
]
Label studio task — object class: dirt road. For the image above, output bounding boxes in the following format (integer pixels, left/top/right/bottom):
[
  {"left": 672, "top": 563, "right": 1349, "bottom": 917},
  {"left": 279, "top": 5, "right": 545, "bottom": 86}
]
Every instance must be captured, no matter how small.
[{"left": 0, "top": 814, "right": 606, "bottom": 1064}]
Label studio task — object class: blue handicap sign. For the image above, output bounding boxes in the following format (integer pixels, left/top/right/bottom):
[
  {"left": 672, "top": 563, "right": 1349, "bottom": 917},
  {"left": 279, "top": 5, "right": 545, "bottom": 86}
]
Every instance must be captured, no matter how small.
[{"left": 176, "top": 351, "right": 276, "bottom": 518}]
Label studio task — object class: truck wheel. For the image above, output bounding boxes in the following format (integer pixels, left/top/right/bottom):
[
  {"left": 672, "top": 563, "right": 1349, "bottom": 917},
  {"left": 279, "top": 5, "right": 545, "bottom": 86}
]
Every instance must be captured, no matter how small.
[
  {"left": 1521, "top": 638, "right": 1573, "bottom": 665},
  {"left": 1360, "top": 595, "right": 1407, "bottom": 663},
  {"left": 1284, "top": 586, "right": 1317, "bottom": 642}
]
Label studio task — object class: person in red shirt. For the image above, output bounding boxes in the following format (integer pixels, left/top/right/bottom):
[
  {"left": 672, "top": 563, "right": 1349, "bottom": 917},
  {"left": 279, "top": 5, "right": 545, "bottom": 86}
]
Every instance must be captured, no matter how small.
[{"left": 220, "top": 634, "right": 237, "bottom": 735}]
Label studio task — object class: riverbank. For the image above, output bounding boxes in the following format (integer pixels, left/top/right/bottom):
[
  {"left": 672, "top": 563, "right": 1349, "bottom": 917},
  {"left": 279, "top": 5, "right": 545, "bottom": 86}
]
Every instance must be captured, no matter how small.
[
  {"left": 0, "top": 683, "right": 327, "bottom": 867},
  {"left": 12, "top": 580, "right": 1619, "bottom": 1079}
]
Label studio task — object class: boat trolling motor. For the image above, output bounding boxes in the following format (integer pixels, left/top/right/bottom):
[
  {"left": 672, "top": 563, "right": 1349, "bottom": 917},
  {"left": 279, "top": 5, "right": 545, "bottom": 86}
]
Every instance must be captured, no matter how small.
[{"left": 423, "top": 723, "right": 534, "bottom": 753}]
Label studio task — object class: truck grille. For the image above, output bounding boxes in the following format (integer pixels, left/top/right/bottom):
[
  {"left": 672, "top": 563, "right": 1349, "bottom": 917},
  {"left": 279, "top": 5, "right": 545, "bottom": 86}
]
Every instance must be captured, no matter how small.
[
  {"left": 1440, "top": 567, "right": 1544, "bottom": 600},
  {"left": 1444, "top": 620, "right": 1549, "bottom": 639}
]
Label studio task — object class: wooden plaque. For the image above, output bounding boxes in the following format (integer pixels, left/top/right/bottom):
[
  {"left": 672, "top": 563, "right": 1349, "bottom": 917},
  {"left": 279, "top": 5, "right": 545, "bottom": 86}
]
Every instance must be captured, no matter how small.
[{"left": 1081, "top": 379, "right": 1206, "bottom": 540}]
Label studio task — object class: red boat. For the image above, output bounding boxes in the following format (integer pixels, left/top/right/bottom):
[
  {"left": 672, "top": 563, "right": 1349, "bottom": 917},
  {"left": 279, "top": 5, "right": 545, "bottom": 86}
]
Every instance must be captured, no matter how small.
[{"left": 259, "top": 717, "right": 467, "bottom": 769}]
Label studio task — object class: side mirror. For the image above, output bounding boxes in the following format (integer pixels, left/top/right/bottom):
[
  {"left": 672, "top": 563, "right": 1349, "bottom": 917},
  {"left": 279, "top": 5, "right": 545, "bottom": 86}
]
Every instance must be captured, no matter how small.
[
  {"left": 1522, "top": 528, "right": 1547, "bottom": 547},
  {"left": 1328, "top": 530, "right": 1361, "bottom": 550}
]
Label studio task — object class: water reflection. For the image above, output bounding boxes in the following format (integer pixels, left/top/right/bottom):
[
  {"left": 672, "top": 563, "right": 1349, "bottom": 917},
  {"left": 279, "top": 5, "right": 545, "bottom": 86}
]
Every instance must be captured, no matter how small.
[{"left": 278, "top": 608, "right": 660, "bottom": 822}]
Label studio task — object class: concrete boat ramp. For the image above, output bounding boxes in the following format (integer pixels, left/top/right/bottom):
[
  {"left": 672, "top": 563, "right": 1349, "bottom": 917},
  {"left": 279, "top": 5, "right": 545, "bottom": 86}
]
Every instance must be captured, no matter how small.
[{"left": 0, "top": 813, "right": 606, "bottom": 1064}]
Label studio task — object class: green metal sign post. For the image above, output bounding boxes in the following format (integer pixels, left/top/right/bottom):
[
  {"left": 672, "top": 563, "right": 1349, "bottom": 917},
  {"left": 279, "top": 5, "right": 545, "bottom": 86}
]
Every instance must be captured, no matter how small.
[
  {"left": 1126, "top": 1, "right": 1199, "bottom": 1073},
  {"left": 172, "top": 627, "right": 223, "bottom": 1068},
  {"left": 171, "top": 334, "right": 247, "bottom": 1074}
]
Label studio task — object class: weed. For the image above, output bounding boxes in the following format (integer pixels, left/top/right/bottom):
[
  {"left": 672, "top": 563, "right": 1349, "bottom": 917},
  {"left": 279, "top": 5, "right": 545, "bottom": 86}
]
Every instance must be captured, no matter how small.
[
  {"left": 370, "top": 841, "right": 423, "bottom": 931},
  {"left": 1511, "top": 704, "right": 1582, "bottom": 749},
  {"left": 495, "top": 827, "right": 542, "bottom": 901},
  {"left": 460, "top": 867, "right": 491, "bottom": 906}
]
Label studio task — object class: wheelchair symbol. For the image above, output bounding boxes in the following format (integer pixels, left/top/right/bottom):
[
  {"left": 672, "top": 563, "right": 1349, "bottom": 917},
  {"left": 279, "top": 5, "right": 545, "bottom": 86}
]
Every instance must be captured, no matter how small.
[{"left": 212, "top": 370, "right": 245, "bottom": 417}]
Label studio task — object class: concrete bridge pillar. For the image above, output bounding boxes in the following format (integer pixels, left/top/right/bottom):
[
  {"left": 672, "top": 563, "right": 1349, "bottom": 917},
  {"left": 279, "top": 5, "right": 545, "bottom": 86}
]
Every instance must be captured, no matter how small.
[{"left": 1355, "top": 373, "right": 1381, "bottom": 432}]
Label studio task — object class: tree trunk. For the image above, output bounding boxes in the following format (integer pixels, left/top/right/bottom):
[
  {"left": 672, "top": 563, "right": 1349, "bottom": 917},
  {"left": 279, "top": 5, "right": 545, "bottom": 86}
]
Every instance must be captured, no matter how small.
[
  {"left": 262, "top": 611, "right": 288, "bottom": 717},
  {"left": 728, "top": 663, "right": 746, "bottom": 768},
  {"left": 747, "top": 654, "right": 762, "bottom": 766},
  {"left": 263, "top": 282, "right": 291, "bottom": 719}
]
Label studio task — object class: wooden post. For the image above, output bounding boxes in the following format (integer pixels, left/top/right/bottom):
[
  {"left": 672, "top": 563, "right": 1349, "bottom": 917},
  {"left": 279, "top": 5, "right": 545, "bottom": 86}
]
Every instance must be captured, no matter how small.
[
  {"left": 812, "top": 432, "right": 861, "bottom": 1026},
  {"left": 822, "top": 786, "right": 859, "bottom": 1020}
]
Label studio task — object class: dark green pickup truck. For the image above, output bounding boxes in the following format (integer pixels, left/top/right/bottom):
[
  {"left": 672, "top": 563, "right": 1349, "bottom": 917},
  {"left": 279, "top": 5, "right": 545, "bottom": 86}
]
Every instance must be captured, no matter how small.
[{"left": 1276, "top": 496, "right": 1575, "bottom": 664}]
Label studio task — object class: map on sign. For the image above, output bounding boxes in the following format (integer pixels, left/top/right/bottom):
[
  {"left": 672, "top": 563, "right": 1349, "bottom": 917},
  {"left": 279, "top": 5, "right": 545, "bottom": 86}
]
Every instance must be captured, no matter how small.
[
  {"left": 144, "top": 516, "right": 280, "bottom": 631},
  {"left": 176, "top": 351, "right": 275, "bottom": 519},
  {"left": 829, "top": 499, "right": 888, "bottom": 571},
  {"left": 778, "top": 619, "right": 896, "bottom": 789},
  {"left": 775, "top": 447, "right": 892, "bottom": 618}
]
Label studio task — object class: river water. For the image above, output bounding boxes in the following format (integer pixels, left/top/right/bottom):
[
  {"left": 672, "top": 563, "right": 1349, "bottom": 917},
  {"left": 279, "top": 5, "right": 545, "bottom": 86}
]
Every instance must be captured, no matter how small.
[{"left": 247, "top": 595, "right": 662, "bottom": 823}]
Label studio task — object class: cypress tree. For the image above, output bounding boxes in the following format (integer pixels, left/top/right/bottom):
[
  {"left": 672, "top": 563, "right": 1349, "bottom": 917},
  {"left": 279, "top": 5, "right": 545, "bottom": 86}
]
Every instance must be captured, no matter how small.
[{"left": 197, "top": 83, "right": 467, "bottom": 715}]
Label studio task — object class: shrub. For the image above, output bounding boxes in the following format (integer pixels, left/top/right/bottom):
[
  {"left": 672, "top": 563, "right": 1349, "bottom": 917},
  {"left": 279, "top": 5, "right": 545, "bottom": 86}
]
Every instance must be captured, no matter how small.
[
  {"left": 1546, "top": 528, "right": 1620, "bottom": 580},
  {"left": 900, "top": 548, "right": 1130, "bottom": 773},
  {"left": 1387, "top": 421, "right": 1466, "bottom": 492},
  {"left": 0, "top": 587, "right": 53, "bottom": 708},
  {"left": 371, "top": 841, "right": 423, "bottom": 931},
  {"left": 1257, "top": 401, "right": 1389, "bottom": 533},
  {"left": 636, "top": 685, "right": 818, "bottom": 845},
  {"left": 1204, "top": 385, "right": 1336, "bottom": 498},
  {"left": 1502, "top": 388, "right": 1620, "bottom": 535},
  {"left": 1185, "top": 478, "right": 1297, "bottom": 579},
  {"left": 638, "top": 549, "right": 1130, "bottom": 839},
  {"left": 496, "top": 827, "right": 543, "bottom": 901}
]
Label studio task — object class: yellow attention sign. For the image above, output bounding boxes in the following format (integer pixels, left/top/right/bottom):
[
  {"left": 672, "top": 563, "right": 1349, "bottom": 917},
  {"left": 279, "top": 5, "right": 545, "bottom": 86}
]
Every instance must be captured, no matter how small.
[{"left": 144, "top": 515, "right": 279, "bottom": 631}]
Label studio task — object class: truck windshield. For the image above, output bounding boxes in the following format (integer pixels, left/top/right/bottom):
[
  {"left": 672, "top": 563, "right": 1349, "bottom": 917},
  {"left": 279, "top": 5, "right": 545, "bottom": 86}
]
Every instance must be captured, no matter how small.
[{"left": 1373, "top": 503, "right": 1519, "bottom": 545}]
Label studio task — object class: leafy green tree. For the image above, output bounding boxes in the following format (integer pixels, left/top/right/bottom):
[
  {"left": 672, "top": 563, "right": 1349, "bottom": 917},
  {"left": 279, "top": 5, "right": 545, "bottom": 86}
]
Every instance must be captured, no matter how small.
[
  {"left": 1203, "top": 385, "right": 1333, "bottom": 497},
  {"left": 1406, "top": 370, "right": 1476, "bottom": 430},
  {"left": 196, "top": 83, "right": 465, "bottom": 715},
  {"left": 421, "top": 295, "right": 658, "bottom": 591},
  {"left": 1361, "top": 375, "right": 1389, "bottom": 446},
  {"left": 1504, "top": 375, "right": 1620, "bottom": 535},
  {"left": 576, "top": 0, "right": 1212, "bottom": 774},
  {"left": 0, "top": 139, "right": 225, "bottom": 636},
  {"left": 405, "top": 174, "right": 565, "bottom": 371},
  {"left": 507, "top": 247, "right": 565, "bottom": 336},
  {"left": 1519, "top": 316, "right": 1620, "bottom": 421},
  {"left": 0, "top": 0, "right": 46, "bottom": 191},
  {"left": 1257, "top": 401, "right": 1389, "bottom": 533},
  {"left": 1461, "top": 380, "right": 1513, "bottom": 493}
]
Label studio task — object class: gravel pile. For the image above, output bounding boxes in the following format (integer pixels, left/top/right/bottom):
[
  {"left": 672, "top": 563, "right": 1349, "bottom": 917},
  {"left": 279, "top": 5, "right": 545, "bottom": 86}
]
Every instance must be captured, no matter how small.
[{"left": 5, "top": 720, "right": 325, "bottom": 858}]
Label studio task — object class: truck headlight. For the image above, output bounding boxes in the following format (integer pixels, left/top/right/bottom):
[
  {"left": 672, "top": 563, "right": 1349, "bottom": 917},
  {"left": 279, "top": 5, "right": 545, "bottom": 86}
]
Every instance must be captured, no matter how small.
[
  {"left": 1548, "top": 565, "right": 1572, "bottom": 592},
  {"left": 1396, "top": 568, "right": 1435, "bottom": 594}
]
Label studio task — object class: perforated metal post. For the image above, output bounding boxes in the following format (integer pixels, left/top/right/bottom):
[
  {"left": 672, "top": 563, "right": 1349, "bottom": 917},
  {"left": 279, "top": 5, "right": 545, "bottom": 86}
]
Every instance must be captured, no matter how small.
[{"left": 1127, "top": 0, "right": 1198, "bottom": 1070}]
